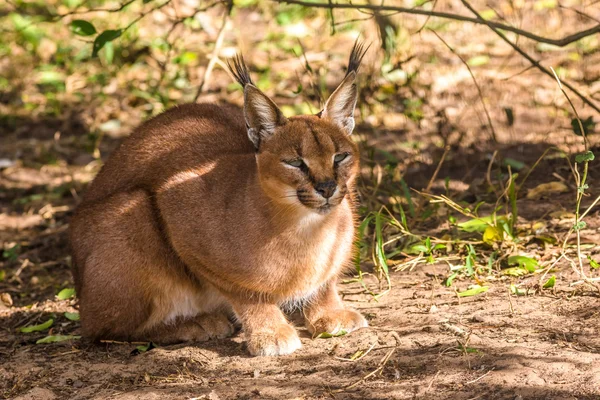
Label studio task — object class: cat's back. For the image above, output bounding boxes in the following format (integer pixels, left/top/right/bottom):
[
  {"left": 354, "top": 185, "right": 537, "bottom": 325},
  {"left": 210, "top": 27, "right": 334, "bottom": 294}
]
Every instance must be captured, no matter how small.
[{"left": 82, "top": 103, "right": 253, "bottom": 203}]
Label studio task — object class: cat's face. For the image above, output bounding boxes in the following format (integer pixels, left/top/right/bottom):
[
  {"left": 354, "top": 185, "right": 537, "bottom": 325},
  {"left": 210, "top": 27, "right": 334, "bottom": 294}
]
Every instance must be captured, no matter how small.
[
  {"left": 229, "top": 41, "right": 368, "bottom": 215},
  {"left": 256, "top": 116, "right": 359, "bottom": 214}
]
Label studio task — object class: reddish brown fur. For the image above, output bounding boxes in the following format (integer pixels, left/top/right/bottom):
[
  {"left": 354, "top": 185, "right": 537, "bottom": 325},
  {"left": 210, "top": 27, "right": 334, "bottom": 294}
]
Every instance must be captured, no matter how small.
[{"left": 70, "top": 46, "right": 368, "bottom": 355}]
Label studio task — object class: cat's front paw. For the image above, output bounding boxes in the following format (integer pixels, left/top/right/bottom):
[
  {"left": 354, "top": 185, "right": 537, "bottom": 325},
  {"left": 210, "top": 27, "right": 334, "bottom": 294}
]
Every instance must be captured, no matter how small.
[
  {"left": 246, "top": 323, "right": 302, "bottom": 356},
  {"left": 306, "top": 309, "right": 368, "bottom": 336}
]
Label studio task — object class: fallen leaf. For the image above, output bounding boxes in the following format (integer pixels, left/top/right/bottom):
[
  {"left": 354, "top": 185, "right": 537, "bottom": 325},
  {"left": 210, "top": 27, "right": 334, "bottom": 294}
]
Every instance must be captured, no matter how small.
[
  {"left": 57, "top": 288, "right": 76, "bottom": 300},
  {"left": 457, "top": 285, "right": 489, "bottom": 297},
  {"left": 20, "top": 319, "right": 53, "bottom": 333},
  {"left": 483, "top": 225, "right": 502, "bottom": 244},
  {"left": 543, "top": 275, "right": 556, "bottom": 288},
  {"left": 64, "top": 312, "right": 80, "bottom": 321},
  {"left": 316, "top": 330, "right": 348, "bottom": 339},
  {"left": 508, "top": 255, "right": 539, "bottom": 272},
  {"left": 526, "top": 182, "right": 569, "bottom": 200},
  {"left": 36, "top": 335, "right": 81, "bottom": 344}
]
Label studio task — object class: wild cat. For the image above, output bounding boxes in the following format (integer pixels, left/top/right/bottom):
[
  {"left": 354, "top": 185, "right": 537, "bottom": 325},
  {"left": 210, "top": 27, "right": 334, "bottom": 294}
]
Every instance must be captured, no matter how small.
[{"left": 69, "top": 41, "right": 369, "bottom": 356}]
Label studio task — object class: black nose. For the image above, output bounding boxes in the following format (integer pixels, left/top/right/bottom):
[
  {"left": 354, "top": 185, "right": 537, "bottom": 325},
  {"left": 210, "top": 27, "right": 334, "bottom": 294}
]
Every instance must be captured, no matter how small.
[{"left": 315, "top": 180, "right": 337, "bottom": 199}]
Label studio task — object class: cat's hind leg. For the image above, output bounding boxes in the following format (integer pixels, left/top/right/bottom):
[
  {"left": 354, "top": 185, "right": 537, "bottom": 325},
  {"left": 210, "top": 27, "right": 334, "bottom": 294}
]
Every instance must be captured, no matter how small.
[{"left": 70, "top": 189, "right": 231, "bottom": 344}]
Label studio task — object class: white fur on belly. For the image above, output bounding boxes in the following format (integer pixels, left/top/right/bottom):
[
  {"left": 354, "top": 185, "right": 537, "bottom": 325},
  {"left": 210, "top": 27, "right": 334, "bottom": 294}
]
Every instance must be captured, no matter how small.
[{"left": 162, "top": 284, "right": 228, "bottom": 324}]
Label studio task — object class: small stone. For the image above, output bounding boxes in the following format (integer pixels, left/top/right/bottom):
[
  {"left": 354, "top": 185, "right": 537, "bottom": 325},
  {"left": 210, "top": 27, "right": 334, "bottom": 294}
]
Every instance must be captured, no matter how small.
[
  {"left": 208, "top": 391, "right": 221, "bottom": 400},
  {"left": 471, "top": 314, "right": 487, "bottom": 323},
  {"left": 429, "top": 305, "right": 439, "bottom": 313},
  {"left": 0, "top": 293, "right": 13, "bottom": 307}
]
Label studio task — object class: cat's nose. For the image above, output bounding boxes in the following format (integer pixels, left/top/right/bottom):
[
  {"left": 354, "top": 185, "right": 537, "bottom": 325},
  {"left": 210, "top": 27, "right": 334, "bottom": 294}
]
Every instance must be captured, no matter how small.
[{"left": 314, "top": 180, "right": 337, "bottom": 199}]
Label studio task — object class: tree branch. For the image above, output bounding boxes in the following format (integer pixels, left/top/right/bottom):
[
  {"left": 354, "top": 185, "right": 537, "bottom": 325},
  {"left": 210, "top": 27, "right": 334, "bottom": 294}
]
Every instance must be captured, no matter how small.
[
  {"left": 460, "top": 0, "right": 600, "bottom": 114},
  {"left": 273, "top": 0, "right": 600, "bottom": 47},
  {"left": 194, "top": 0, "right": 233, "bottom": 101},
  {"left": 431, "top": 29, "right": 497, "bottom": 143}
]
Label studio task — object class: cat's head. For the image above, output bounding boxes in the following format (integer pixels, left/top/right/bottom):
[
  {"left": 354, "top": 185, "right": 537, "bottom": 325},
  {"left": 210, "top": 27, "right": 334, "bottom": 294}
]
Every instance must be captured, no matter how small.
[{"left": 228, "top": 41, "right": 368, "bottom": 215}]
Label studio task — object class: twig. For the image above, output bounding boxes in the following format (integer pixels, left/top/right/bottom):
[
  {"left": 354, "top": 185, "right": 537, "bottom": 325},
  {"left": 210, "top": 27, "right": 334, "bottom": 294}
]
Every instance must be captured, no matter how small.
[
  {"left": 431, "top": 29, "right": 498, "bottom": 142},
  {"left": 414, "top": 0, "right": 438, "bottom": 34},
  {"left": 460, "top": 0, "right": 600, "bottom": 114},
  {"left": 485, "top": 150, "right": 498, "bottom": 195},
  {"left": 272, "top": 0, "right": 600, "bottom": 47},
  {"left": 424, "top": 145, "right": 450, "bottom": 193},
  {"left": 100, "top": 340, "right": 149, "bottom": 345},
  {"left": 334, "top": 342, "right": 377, "bottom": 362},
  {"left": 334, "top": 347, "right": 396, "bottom": 392},
  {"left": 56, "top": 0, "right": 137, "bottom": 19},
  {"left": 123, "top": 0, "right": 174, "bottom": 35},
  {"left": 466, "top": 368, "right": 494, "bottom": 384},
  {"left": 194, "top": 0, "right": 233, "bottom": 101},
  {"left": 425, "top": 370, "right": 441, "bottom": 392}
]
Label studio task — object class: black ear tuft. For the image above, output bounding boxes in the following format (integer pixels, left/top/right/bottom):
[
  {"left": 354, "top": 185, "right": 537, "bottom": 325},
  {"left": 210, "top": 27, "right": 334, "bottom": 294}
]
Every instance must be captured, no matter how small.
[
  {"left": 227, "top": 54, "right": 254, "bottom": 87},
  {"left": 345, "top": 39, "right": 370, "bottom": 77}
]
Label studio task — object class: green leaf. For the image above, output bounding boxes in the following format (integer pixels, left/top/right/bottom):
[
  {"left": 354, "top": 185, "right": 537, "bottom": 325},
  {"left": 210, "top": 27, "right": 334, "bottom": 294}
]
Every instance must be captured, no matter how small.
[
  {"left": 571, "top": 117, "right": 595, "bottom": 137},
  {"left": 575, "top": 151, "right": 595, "bottom": 163},
  {"left": 36, "top": 335, "right": 81, "bottom": 344},
  {"left": 508, "top": 255, "right": 539, "bottom": 273},
  {"left": 458, "top": 216, "right": 506, "bottom": 233},
  {"left": 316, "top": 330, "right": 348, "bottom": 339},
  {"left": 3, "top": 244, "right": 20, "bottom": 262},
  {"left": 445, "top": 272, "right": 458, "bottom": 287},
  {"left": 406, "top": 244, "right": 428, "bottom": 254},
  {"left": 20, "top": 318, "right": 53, "bottom": 333},
  {"left": 503, "top": 107, "right": 514, "bottom": 126},
  {"left": 510, "top": 284, "right": 528, "bottom": 296},
  {"left": 103, "top": 41, "right": 114, "bottom": 64},
  {"left": 503, "top": 157, "right": 525, "bottom": 171},
  {"left": 92, "top": 29, "right": 122, "bottom": 57},
  {"left": 457, "top": 285, "right": 489, "bottom": 297},
  {"left": 64, "top": 312, "right": 80, "bottom": 321},
  {"left": 136, "top": 342, "right": 156, "bottom": 352},
  {"left": 466, "top": 55, "right": 489, "bottom": 67},
  {"left": 432, "top": 243, "right": 446, "bottom": 251},
  {"left": 588, "top": 256, "right": 600, "bottom": 269},
  {"left": 173, "top": 51, "right": 198, "bottom": 65},
  {"left": 542, "top": 275, "right": 556, "bottom": 289},
  {"left": 57, "top": 288, "right": 76, "bottom": 300},
  {"left": 479, "top": 9, "right": 496, "bottom": 20},
  {"left": 574, "top": 221, "right": 587, "bottom": 231},
  {"left": 483, "top": 225, "right": 502, "bottom": 244},
  {"left": 374, "top": 212, "right": 389, "bottom": 277},
  {"left": 502, "top": 267, "right": 529, "bottom": 276},
  {"left": 69, "top": 20, "right": 96, "bottom": 36}
]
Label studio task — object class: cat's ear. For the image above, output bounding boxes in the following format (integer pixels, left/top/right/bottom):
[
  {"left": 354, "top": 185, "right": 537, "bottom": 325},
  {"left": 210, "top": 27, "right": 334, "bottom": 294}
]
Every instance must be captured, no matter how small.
[
  {"left": 243, "top": 85, "right": 287, "bottom": 148},
  {"left": 320, "top": 40, "right": 369, "bottom": 135},
  {"left": 227, "top": 55, "right": 287, "bottom": 148}
]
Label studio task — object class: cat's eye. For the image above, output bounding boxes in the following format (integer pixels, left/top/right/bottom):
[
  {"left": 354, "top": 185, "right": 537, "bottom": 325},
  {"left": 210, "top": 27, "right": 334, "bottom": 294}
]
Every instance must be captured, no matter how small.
[
  {"left": 285, "top": 159, "right": 304, "bottom": 168},
  {"left": 334, "top": 153, "right": 349, "bottom": 164}
]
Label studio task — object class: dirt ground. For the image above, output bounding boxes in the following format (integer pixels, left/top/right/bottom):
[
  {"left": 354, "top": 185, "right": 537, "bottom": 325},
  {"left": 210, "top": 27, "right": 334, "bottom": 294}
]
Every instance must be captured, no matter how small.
[{"left": 1, "top": 267, "right": 600, "bottom": 400}]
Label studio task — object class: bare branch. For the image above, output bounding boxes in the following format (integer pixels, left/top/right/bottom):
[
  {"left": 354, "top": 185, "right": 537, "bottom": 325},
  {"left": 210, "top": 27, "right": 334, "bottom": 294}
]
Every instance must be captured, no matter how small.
[
  {"left": 460, "top": 0, "right": 600, "bottom": 114},
  {"left": 194, "top": 0, "right": 233, "bottom": 101},
  {"left": 430, "top": 30, "right": 498, "bottom": 143},
  {"left": 272, "top": 0, "right": 600, "bottom": 48}
]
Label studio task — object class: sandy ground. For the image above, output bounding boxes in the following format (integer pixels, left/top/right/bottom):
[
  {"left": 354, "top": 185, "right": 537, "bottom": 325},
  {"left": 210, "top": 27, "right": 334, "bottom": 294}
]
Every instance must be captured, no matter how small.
[{"left": 2, "top": 266, "right": 600, "bottom": 400}]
